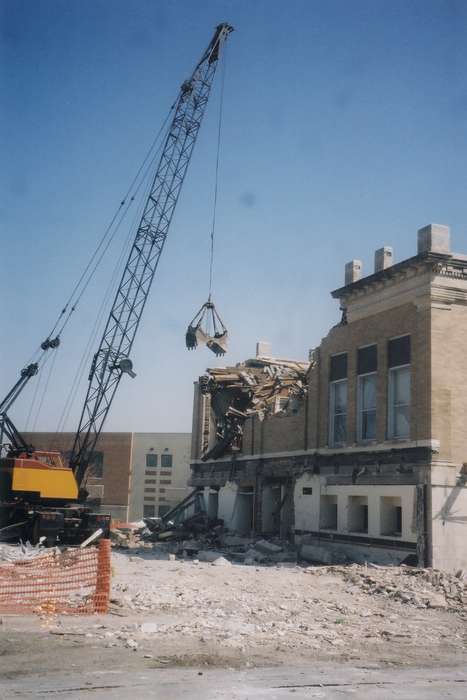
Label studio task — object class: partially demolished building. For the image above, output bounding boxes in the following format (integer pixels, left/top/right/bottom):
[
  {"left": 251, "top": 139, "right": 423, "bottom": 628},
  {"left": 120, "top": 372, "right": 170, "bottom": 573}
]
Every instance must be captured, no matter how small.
[{"left": 190, "top": 224, "right": 467, "bottom": 572}]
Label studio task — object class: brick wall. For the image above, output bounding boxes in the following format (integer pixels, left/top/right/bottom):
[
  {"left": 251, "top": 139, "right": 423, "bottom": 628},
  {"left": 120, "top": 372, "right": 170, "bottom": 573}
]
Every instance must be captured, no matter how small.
[
  {"left": 314, "top": 302, "right": 430, "bottom": 448},
  {"left": 23, "top": 432, "right": 133, "bottom": 513}
]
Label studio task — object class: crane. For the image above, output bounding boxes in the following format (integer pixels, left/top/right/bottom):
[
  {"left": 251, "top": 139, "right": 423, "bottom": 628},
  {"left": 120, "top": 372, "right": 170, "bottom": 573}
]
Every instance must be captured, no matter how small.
[{"left": 0, "top": 23, "right": 233, "bottom": 544}]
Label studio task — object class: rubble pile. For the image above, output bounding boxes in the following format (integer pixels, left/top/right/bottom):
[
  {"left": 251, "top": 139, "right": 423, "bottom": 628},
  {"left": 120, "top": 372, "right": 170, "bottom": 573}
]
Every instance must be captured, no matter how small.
[
  {"left": 110, "top": 520, "right": 298, "bottom": 567},
  {"left": 200, "top": 356, "right": 311, "bottom": 460},
  {"left": 94, "top": 554, "right": 467, "bottom": 667},
  {"left": 0, "top": 540, "right": 52, "bottom": 562},
  {"left": 336, "top": 563, "right": 467, "bottom": 611}
]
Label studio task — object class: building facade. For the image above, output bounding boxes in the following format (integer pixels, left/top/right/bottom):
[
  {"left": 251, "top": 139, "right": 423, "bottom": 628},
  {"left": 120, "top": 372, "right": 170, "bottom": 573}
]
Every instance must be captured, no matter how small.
[
  {"left": 190, "top": 224, "right": 467, "bottom": 572},
  {"left": 24, "top": 431, "right": 192, "bottom": 523},
  {"left": 129, "top": 432, "right": 192, "bottom": 520}
]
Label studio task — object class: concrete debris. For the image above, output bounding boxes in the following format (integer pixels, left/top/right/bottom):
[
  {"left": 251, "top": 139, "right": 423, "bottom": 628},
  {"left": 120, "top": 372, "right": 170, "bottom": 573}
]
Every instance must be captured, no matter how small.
[
  {"left": 199, "top": 355, "right": 311, "bottom": 460},
  {"left": 88, "top": 552, "right": 467, "bottom": 670},
  {"left": 0, "top": 540, "right": 53, "bottom": 562},
  {"left": 254, "top": 539, "right": 283, "bottom": 555},
  {"left": 327, "top": 564, "right": 467, "bottom": 611},
  {"left": 210, "top": 555, "right": 231, "bottom": 567},
  {"left": 197, "top": 550, "right": 225, "bottom": 563}
]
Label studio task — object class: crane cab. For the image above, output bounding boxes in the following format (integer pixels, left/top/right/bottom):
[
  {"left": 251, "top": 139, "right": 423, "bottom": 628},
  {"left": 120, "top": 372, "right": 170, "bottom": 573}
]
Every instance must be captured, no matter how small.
[{"left": 0, "top": 450, "right": 78, "bottom": 502}]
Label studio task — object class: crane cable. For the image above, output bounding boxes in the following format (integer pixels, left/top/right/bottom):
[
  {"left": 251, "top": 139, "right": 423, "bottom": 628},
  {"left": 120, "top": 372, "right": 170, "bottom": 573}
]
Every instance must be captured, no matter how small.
[
  {"left": 22, "top": 101, "right": 176, "bottom": 433},
  {"left": 208, "top": 45, "right": 227, "bottom": 302},
  {"left": 23, "top": 100, "right": 177, "bottom": 377},
  {"left": 48, "top": 101, "right": 177, "bottom": 340},
  {"left": 53, "top": 117, "right": 173, "bottom": 439}
]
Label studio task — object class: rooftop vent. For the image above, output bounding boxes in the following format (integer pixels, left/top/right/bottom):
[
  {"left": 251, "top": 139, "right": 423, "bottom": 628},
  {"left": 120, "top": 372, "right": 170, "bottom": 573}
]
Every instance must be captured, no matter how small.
[
  {"left": 345, "top": 260, "right": 362, "bottom": 285},
  {"left": 256, "top": 341, "right": 272, "bottom": 358},
  {"left": 374, "top": 246, "right": 393, "bottom": 272}
]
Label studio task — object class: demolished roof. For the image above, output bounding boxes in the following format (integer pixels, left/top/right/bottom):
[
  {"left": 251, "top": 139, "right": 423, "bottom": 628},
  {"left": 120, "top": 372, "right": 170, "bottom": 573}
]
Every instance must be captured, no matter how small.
[{"left": 200, "top": 355, "right": 311, "bottom": 461}]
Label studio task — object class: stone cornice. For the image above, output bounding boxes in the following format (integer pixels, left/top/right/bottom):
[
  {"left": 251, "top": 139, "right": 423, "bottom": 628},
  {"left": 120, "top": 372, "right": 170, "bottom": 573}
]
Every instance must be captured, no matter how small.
[{"left": 331, "top": 252, "right": 463, "bottom": 302}]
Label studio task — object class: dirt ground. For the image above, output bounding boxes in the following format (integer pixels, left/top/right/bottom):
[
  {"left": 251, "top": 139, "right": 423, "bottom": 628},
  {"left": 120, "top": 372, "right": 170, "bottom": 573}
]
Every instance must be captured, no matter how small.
[{"left": 1, "top": 548, "right": 467, "bottom": 683}]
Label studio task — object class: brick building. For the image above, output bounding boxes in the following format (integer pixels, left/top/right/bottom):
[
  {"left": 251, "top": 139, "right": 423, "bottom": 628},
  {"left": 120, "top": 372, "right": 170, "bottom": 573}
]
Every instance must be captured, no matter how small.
[
  {"left": 190, "top": 224, "right": 467, "bottom": 572},
  {"left": 24, "top": 431, "right": 192, "bottom": 522},
  {"left": 23, "top": 432, "right": 133, "bottom": 522}
]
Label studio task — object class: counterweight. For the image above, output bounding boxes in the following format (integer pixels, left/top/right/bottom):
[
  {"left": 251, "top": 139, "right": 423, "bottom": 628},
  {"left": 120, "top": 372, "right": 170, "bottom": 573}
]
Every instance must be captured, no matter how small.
[{"left": 70, "top": 23, "right": 233, "bottom": 489}]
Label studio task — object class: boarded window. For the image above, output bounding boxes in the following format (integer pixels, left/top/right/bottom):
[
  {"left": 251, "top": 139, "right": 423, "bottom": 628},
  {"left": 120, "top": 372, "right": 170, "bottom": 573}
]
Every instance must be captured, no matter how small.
[
  {"left": 388, "top": 336, "right": 410, "bottom": 368},
  {"left": 87, "top": 451, "right": 104, "bottom": 478},
  {"left": 357, "top": 345, "right": 377, "bottom": 374},
  {"left": 329, "top": 353, "right": 348, "bottom": 381}
]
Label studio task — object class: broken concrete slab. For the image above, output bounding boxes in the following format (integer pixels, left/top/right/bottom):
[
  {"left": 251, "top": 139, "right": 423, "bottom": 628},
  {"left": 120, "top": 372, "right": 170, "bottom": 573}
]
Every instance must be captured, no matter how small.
[
  {"left": 140, "top": 622, "right": 159, "bottom": 634},
  {"left": 211, "top": 556, "right": 232, "bottom": 567},
  {"left": 221, "top": 535, "right": 254, "bottom": 547},
  {"left": 198, "top": 550, "right": 226, "bottom": 563},
  {"left": 254, "top": 540, "right": 283, "bottom": 555}
]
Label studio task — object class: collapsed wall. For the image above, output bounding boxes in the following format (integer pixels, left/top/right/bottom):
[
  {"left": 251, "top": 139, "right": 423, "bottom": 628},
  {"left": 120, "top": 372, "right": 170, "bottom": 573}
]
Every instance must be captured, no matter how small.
[{"left": 199, "top": 355, "right": 311, "bottom": 461}]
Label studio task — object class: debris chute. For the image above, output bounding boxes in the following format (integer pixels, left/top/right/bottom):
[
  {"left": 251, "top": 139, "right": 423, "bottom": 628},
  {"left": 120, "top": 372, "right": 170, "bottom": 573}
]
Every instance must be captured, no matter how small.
[{"left": 186, "top": 299, "right": 228, "bottom": 356}]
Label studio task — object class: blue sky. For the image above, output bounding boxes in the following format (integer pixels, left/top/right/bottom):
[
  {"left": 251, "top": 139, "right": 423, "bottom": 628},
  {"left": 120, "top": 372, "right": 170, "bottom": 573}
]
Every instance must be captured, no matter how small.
[{"left": 1, "top": 0, "right": 466, "bottom": 433}]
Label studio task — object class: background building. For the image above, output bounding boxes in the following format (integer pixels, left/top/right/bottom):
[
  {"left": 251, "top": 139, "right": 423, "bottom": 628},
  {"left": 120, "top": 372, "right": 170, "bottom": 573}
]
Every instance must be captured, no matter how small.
[
  {"left": 129, "top": 433, "right": 192, "bottom": 519},
  {"left": 23, "top": 432, "right": 133, "bottom": 523},
  {"left": 190, "top": 224, "right": 467, "bottom": 573},
  {"left": 24, "top": 431, "right": 191, "bottom": 523}
]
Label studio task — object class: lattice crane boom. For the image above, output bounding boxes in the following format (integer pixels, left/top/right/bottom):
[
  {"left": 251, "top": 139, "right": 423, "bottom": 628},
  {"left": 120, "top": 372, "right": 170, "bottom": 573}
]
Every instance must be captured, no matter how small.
[{"left": 70, "top": 23, "right": 233, "bottom": 490}]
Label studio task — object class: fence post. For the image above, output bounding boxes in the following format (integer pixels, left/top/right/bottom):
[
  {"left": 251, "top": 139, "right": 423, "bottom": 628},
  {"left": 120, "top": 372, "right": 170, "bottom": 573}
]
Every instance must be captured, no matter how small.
[{"left": 94, "top": 538, "right": 111, "bottom": 613}]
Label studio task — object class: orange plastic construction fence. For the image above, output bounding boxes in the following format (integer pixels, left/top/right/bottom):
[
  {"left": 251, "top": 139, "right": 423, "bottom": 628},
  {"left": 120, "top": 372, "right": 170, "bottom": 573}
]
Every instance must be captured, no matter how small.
[{"left": 0, "top": 538, "right": 111, "bottom": 615}]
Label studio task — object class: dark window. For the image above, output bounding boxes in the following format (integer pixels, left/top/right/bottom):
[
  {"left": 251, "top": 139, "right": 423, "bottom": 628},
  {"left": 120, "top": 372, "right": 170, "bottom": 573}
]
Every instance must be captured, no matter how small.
[
  {"left": 395, "top": 507, "right": 402, "bottom": 534},
  {"left": 158, "top": 505, "right": 171, "bottom": 516},
  {"left": 161, "top": 454, "right": 173, "bottom": 468},
  {"left": 357, "top": 345, "right": 377, "bottom": 374},
  {"left": 160, "top": 479, "right": 172, "bottom": 485},
  {"left": 86, "top": 451, "right": 104, "bottom": 478},
  {"left": 302, "top": 487, "right": 313, "bottom": 495},
  {"left": 159, "top": 488, "right": 166, "bottom": 493},
  {"left": 144, "top": 487, "right": 156, "bottom": 493},
  {"left": 146, "top": 453, "right": 157, "bottom": 468},
  {"left": 329, "top": 353, "right": 348, "bottom": 381},
  {"left": 362, "top": 505, "right": 369, "bottom": 532},
  {"left": 145, "top": 469, "right": 156, "bottom": 476},
  {"left": 160, "top": 470, "right": 172, "bottom": 476},
  {"left": 145, "top": 479, "right": 156, "bottom": 484},
  {"left": 388, "top": 336, "right": 410, "bottom": 368},
  {"left": 144, "top": 505, "right": 155, "bottom": 517}
]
